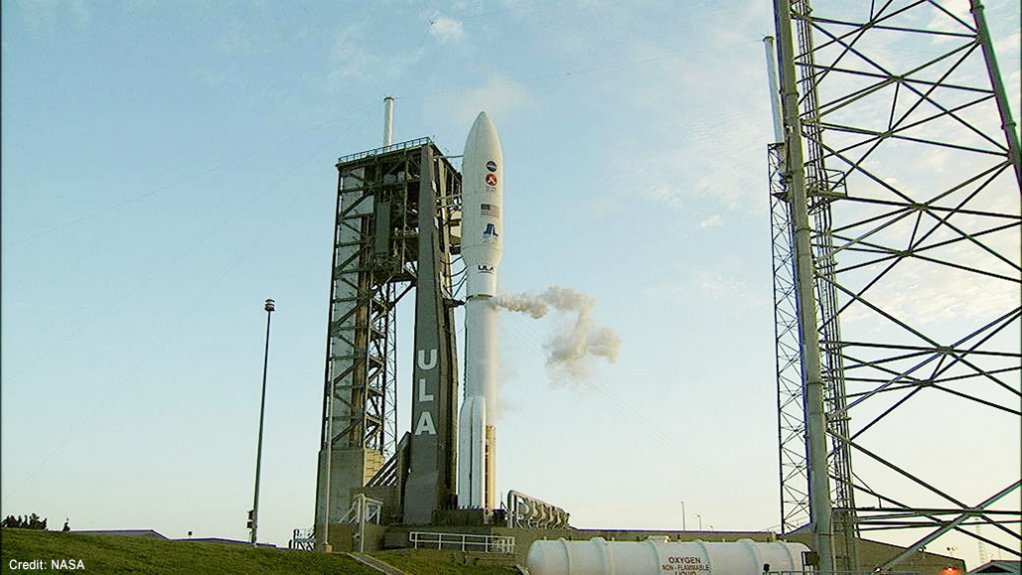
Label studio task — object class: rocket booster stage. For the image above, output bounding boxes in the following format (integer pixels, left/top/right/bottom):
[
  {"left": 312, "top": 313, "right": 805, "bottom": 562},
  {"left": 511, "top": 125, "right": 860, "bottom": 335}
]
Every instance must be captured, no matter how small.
[{"left": 458, "top": 112, "right": 503, "bottom": 512}]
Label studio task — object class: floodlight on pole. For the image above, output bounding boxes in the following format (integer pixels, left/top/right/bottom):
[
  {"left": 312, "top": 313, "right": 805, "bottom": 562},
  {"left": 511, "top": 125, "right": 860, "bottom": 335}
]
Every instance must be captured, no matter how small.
[{"left": 250, "top": 298, "right": 275, "bottom": 546}]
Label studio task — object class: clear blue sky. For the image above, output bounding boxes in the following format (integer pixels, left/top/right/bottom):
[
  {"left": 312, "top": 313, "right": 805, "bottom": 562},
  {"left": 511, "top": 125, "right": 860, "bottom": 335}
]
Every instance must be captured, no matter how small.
[{"left": 2, "top": 0, "right": 1019, "bottom": 568}]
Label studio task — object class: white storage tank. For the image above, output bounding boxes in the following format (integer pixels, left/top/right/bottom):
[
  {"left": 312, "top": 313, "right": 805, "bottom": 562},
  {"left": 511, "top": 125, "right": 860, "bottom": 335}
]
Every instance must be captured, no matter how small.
[{"left": 526, "top": 537, "right": 811, "bottom": 575}]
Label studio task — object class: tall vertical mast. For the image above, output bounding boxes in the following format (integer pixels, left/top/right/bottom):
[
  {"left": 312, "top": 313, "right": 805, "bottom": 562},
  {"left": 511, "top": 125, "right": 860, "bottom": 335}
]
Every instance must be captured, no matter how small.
[
  {"left": 383, "top": 96, "right": 394, "bottom": 147},
  {"left": 772, "top": 2, "right": 835, "bottom": 572}
]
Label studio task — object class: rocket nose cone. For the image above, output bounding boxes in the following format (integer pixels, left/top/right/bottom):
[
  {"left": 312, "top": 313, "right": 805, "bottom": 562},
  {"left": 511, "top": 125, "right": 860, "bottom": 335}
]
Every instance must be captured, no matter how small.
[
  {"left": 465, "top": 111, "right": 501, "bottom": 150},
  {"left": 471, "top": 111, "right": 497, "bottom": 133}
]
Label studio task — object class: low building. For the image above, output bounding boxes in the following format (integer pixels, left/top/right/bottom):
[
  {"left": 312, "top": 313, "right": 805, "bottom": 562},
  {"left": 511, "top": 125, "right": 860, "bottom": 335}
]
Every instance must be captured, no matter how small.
[{"left": 968, "top": 561, "right": 1022, "bottom": 575}]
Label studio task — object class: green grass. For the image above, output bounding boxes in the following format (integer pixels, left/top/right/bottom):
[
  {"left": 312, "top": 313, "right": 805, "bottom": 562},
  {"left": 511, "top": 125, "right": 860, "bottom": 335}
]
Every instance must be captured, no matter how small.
[
  {"left": 0, "top": 530, "right": 524, "bottom": 575},
  {"left": 373, "top": 550, "right": 521, "bottom": 575},
  {"left": 0, "top": 529, "right": 379, "bottom": 575}
]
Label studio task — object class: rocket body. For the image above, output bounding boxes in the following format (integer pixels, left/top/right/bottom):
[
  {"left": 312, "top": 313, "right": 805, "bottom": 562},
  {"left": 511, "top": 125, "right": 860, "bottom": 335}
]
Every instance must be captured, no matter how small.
[{"left": 458, "top": 112, "right": 503, "bottom": 511}]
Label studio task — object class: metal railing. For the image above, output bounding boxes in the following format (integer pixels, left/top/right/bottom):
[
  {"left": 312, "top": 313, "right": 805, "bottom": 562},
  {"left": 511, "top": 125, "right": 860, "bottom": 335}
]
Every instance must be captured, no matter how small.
[
  {"left": 288, "top": 527, "right": 315, "bottom": 550},
  {"left": 408, "top": 531, "right": 515, "bottom": 554},
  {"left": 339, "top": 494, "right": 384, "bottom": 526},
  {"left": 338, "top": 137, "right": 431, "bottom": 164}
]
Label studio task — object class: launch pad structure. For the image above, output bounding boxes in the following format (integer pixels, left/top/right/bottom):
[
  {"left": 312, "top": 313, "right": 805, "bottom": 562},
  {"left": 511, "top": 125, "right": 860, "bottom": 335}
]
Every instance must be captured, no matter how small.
[
  {"left": 307, "top": 2, "right": 1019, "bottom": 566},
  {"left": 309, "top": 118, "right": 577, "bottom": 567},
  {"left": 314, "top": 137, "right": 463, "bottom": 538}
]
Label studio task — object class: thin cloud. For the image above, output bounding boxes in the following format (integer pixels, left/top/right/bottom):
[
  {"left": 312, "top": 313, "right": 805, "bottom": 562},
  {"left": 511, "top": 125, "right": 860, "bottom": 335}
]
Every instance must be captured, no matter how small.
[
  {"left": 328, "top": 21, "right": 426, "bottom": 86},
  {"left": 609, "top": 40, "right": 773, "bottom": 215},
  {"left": 429, "top": 15, "right": 465, "bottom": 43},
  {"left": 643, "top": 267, "right": 768, "bottom": 312},
  {"left": 647, "top": 185, "right": 684, "bottom": 213},
  {"left": 699, "top": 214, "right": 724, "bottom": 228},
  {"left": 839, "top": 241, "right": 1019, "bottom": 327},
  {"left": 634, "top": 142, "right": 769, "bottom": 213},
  {"left": 923, "top": 0, "right": 971, "bottom": 38},
  {"left": 449, "top": 74, "right": 534, "bottom": 125},
  {"left": 329, "top": 21, "right": 370, "bottom": 78},
  {"left": 691, "top": 270, "right": 759, "bottom": 304}
]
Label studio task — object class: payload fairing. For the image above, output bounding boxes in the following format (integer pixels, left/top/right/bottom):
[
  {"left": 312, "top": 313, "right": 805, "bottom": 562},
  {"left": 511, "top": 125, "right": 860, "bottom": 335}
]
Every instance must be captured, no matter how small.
[{"left": 458, "top": 112, "right": 503, "bottom": 512}]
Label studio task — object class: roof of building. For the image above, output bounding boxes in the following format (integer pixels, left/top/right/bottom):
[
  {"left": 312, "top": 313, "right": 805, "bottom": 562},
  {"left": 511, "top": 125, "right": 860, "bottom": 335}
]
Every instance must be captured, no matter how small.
[
  {"left": 968, "top": 561, "right": 1022, "bottom": 575},
  {"left": 72, "top": 529, "right": 167, "bottom": 540},
  {"left": 178, "top": 537, "right": 276, "bottom": 548}
]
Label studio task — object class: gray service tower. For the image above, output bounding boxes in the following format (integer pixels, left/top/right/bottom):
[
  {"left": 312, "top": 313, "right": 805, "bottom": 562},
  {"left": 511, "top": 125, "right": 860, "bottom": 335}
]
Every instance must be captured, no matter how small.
[{"left": 314, "top": 137, "right": 462, "bottom": 536}]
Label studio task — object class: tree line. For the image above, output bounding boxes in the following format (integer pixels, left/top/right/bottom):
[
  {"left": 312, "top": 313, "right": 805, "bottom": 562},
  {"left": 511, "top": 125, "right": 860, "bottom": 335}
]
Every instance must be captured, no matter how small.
[{"left": 1, "top": 514, "right": 48, "bottom": 530}]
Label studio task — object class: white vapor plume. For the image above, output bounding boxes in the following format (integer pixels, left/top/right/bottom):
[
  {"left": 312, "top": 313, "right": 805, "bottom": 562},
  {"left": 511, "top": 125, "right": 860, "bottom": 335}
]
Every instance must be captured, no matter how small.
[{"left": 491, "top": 286, "right": 621, "bottom": 383}]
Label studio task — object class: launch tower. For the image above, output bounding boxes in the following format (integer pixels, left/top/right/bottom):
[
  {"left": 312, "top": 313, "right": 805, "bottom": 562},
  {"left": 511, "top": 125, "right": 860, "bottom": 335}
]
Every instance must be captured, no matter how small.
[
  {"left": 315, "top": 137, "right": 462, "bottom": 542},
  {"left": 768, "top": 1, "right": 1021, "bottom": 572}
]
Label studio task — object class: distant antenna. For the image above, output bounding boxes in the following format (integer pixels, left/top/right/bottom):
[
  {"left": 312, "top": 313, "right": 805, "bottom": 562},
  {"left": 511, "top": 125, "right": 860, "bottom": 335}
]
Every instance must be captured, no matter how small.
[{"left": 383, "top": 96, "right": 394, "bottom": 146}]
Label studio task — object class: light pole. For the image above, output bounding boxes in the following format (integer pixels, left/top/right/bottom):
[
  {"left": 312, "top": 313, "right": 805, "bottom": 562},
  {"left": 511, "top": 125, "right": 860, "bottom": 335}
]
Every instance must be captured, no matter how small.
[{"left": 250, "top": 298, "right": 275, "bottom": 546}]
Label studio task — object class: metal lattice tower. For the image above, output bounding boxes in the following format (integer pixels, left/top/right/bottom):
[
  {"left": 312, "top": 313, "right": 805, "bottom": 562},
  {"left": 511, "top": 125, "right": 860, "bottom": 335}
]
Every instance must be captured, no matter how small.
[
  {"left": 317, "top": 141, "right": 424, "bottom": 496},
  {"left": 315, "top": 137, "right": 463, "bottom": 540},
  {"left": 770, "top": 0, "right": 1021, "bottom": 571}
]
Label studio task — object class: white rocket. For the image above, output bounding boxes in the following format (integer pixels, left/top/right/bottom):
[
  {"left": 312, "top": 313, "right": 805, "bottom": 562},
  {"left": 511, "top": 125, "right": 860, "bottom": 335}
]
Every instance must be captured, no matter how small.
[{"left": 458, "top": 112, "right": 503, "bottom": 512}]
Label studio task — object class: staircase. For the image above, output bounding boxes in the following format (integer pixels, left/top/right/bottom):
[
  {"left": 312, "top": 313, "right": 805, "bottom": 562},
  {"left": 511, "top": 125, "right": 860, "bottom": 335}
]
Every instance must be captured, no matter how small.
[{"left": 344, "top": 552, "right": 410, "bottom": 575}]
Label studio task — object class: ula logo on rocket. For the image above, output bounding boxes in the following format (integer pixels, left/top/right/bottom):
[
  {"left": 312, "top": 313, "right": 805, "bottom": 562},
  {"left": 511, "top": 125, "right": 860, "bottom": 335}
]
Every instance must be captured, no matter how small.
[{"left": 477, "top": 264, "right": 494, "bottom": 274}]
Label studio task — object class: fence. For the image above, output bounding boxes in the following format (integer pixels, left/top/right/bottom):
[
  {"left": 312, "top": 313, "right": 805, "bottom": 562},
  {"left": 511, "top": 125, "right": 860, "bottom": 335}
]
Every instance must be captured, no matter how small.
[{"left": 408, "top": 531, "right": 515, "bottom": 554}]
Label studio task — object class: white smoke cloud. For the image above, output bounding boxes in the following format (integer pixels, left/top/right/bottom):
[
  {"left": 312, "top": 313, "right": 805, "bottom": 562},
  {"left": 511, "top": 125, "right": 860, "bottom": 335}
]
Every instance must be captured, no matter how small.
[{"left": 491, "top": 286, "right": 621, "bottom": 384}]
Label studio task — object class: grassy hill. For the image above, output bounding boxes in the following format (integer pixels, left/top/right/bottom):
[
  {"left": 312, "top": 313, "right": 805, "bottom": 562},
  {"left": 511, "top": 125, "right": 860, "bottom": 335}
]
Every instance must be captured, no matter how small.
[
  {"left": 374, "top": 549, "right": 521, "bottom": 575},
  {"left": 0, "top": 529, "right": 521, "bottom": 575}
]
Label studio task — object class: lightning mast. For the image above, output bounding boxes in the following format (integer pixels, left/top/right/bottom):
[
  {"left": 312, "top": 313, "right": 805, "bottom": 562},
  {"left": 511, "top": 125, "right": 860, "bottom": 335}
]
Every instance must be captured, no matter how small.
[{"left": 769, "top": 1, "right": 1021, "bottom": 571}]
